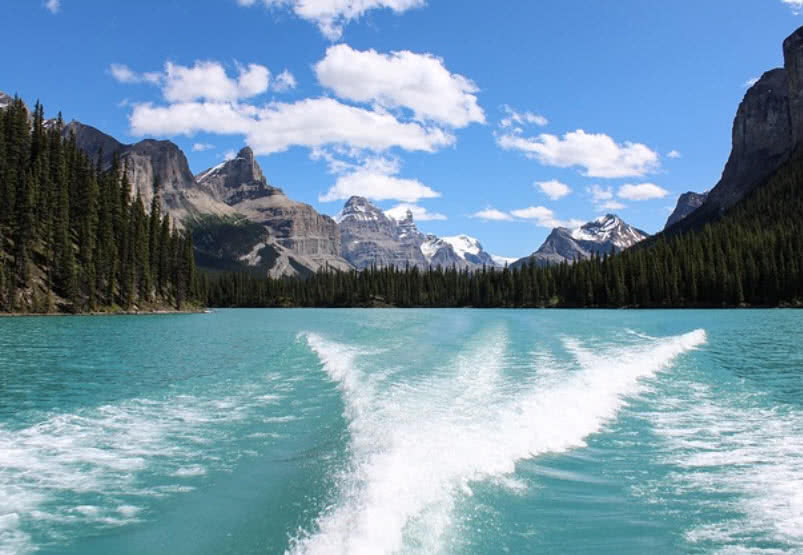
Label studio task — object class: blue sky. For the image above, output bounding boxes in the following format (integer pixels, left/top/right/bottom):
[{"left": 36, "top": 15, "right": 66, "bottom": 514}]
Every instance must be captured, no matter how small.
[{"left": 2, "top": 0, "right": 802, "bottom": 258}]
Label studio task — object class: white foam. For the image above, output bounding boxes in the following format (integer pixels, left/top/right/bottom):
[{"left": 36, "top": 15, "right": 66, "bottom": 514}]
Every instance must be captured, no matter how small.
[
  {"left": 645, "top": 380, "right": 803, "bottom": 551},
  {"left": 291, "top": 328, "right": 706, "bottom": 554},
  {"left": 0, "top": 379, "right": 292, "bottom": 553}
]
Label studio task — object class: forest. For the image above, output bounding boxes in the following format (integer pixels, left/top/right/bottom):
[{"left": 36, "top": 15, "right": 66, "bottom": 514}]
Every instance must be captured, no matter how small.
[{"left": 0, "top": 97, "right": 203, "bottom": 313}]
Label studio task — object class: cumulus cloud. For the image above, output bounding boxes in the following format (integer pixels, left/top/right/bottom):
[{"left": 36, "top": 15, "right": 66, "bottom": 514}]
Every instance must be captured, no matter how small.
[
  {"left": 315, "top": 44, "right": 484, "bottom": 128},
  {"left": 667, "top": 150, "right": 682, "bottom": 159},
  {"left": 109, "top": 61, "right": 290, "bottom": 101},
  {"left": 499, "top": 105, "right": 548, "bottom": 129},
  {"left": 782, "top": 0, "right": 803, "bottom": 14},
  {"left": 44, "top": 0, "right": 60, "bottom": 13},
  {"left": 192, "top": 143, "right": 216, "bottom": 152},
  {"left": 130, "top": 97, "right": 454, "bottom": 155},
  {"left": 472, "top": 205, "right": 581, "bottom": 228},
  {"left": 586, "top": 184, "right": 614, "bottom": 202},
  {"left": 535, "top": 179, "right": 571, "bottom": 200},
  {"left": 273, "top": 69, "right": 297, "bottom": 92},
  {"left": 509, "top": 206, "right": 582, "bottom": 228},
  {"left": 497, "top": 129, "right": 660, "bottom": 179},
  {"left": 617, "top": 182, "right": 669, "bottom": 201},
  {"left": 109, "top": 64, "right": 161, "bottom": 85},
  {"left": 385, "top": 203, "right": 446, "bottom": 221},
  {"left": 238, "top": 0, "right": 426, "bottom": 40},
  {"left": 597, "top": 200, "right": 626, "bottom": 211},
  {"left": 471, "top": 208, "right": 514, "bottom": 221},
  {"left": 161, "top": 61, "right": 269, "bottom": 102},
  {"left": 319, "top": 169, "right": 440, "bottom": 203}
]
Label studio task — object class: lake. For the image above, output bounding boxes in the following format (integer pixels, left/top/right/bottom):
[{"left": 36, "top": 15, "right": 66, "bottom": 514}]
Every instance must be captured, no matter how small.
[{"left": 1, "top": 309, "right": 801, "bottom": 554}]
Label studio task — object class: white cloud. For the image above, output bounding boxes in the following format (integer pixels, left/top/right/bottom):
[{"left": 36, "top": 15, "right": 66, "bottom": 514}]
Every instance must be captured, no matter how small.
[
  {"left": 505, "top": 206, "right": 581, "bottom": 229},
  {"left": 315, "top": 44, "right": 484, "bottom": 128},
  {"left": 238, "top": 0, "right": 426, "bottom": 40},
  {"left": 782, "top": 0, "right": 803, "bottom": 14},
  {"left": 535, "top": 179, "right": 571, "bottom": 200},
  {"left": 472, "top": 208, "right": 513, "bottom": 221},
  {"left": 44, "top": 0, "right": 60, "bottom": 13},
  {"left": 109, "top": 64, "right": 161, "bottom": 85},
  {"left": 162, "top": 61, "right": 269, "bottom": 102},
  {"left": 319, "top": 169, "right": 440, "bottom": 203},
  {"left": 274, "top": 69, "right": 297, "bottom": 92},
  {"left": 586, "top": 184, "right": 614, "bottom": 202},
  {"left": 743, "top": 77, "right": 760, "bottom": 88},
  {"left": 617, "top": 182, "right": 669, "bottom": 201},
  {"left": 499, "top": 105, "right": 548, "bottom": 129},
  {"left": 667, "top": 149, "right": 682, "bottom": 159},
  {"left": 385, "top": 203, "right": 446, "bottom": 221},
  {"left": 223, "top": 149, "right": 237, "bottom": 161},
  {"left": 130, "top": 97, "right": 453, "bottom": 155},
  {"left": 192, "top": 143, "right": 216, "bottom": 152},
  {"left": 497, "top": 129, "right": 660, "bottom": 178},
  {"left": 597, "top": 200, "right": 626, "bottom": 212}
]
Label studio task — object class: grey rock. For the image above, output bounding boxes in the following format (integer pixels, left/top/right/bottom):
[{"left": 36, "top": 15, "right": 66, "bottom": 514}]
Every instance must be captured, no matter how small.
[
  {"left": 512, "top": 214, "right": 648, "bottom": 269},
  {"left": 195, "top": 152, "right": 352, "bottom": 273},
  {"left": 338, "top": 197, "right": 428, "bottom": 269},
  {"left": 665, "top": 191, "right": 709, "bottom": 229},
  {"left": 63, "top": 121, "right": 235, "bottom": 226}
]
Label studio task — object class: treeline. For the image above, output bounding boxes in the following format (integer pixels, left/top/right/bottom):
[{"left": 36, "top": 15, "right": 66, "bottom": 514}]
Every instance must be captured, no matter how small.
[
  {"left": 207, "top": 147, "right": 803, "bottom": 309},
  {"left": 0, "top": 96, "right": 203, "bottom": 313}
]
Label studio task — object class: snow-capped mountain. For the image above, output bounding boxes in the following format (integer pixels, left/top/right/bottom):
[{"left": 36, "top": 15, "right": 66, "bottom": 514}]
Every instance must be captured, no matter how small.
[
  {"left": 512, "top": 214, "right": 649, "bottom": 268},
  {"left": 337, "top": 196, "right": 502, "bottom": 270}
]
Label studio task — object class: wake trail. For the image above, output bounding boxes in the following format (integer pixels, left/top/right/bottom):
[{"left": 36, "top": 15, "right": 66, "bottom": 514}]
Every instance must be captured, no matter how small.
[{"left": 292, "top": 328, "right": 706, "bottom": 555}]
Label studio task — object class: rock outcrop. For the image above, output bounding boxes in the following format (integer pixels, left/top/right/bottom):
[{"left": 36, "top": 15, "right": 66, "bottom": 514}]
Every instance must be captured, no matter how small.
[
  {"left": 195, "top": 150, "right": 351, "bottom": 273},
  {"left": 338, "top": 197, "right": 428, "bottom": 269},
  {"left": 665, "top": 191, "right": 708, "bottom": 229},
  {"left": 512, "top": 214, "right": 648, "bottom": 268},
  {"left": 669, "top": 26, "right": 803, "bottom": 233},
  {"left": 62, "top": 121, "right": 235, "bottom": 226},
  {"left": 337, "top": 196, "right": 504, "bottom": 270}
]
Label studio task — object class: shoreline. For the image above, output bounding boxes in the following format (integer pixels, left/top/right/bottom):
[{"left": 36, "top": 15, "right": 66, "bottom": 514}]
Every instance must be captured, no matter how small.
[{"left": 0, "top": 309, "right": 207, "bottom": 317}]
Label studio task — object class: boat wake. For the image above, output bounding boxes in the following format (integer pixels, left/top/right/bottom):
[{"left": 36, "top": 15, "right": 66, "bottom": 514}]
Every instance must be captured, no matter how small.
[{"left": 291, "top": 328, "right": 706, "bottom": 554}]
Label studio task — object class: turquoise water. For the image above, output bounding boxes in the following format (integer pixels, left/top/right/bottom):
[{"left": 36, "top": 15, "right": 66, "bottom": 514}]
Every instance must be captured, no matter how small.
[{"left": 0, "top": 309, "right": 801, "bottom": 554}]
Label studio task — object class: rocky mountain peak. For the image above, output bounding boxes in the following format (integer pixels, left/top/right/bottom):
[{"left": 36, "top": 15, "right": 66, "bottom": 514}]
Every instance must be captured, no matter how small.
[
  {"left": 0, "top": 91, "right": 12, "bottom": 110},
  {"left": 336, "top": 196, "right": 388, "bottom": 224},
  {"left": 512, "top": 214, "right": 648, "bottom": 268},
  {"left": 665, "top": 192, "right": 708, "bottom": 229},
  {"left": 195, "top": 146, "right": 281, "bottom": 205}
]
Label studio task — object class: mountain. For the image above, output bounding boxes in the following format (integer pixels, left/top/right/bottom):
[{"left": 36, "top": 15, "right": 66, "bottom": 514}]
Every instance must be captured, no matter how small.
[
  {"left": 512, "top": 214, "right": 648, "bottom": 268},
  {"left": 665, "top": 192, "right": 708, "bottom": 229},
  {"left": 195, "top": 148, "right": 351, "bottom": 275},
  {"left": 337, "top": 196, "right": 500, "bottom": 270},
  {"left": 0, "top": 92, "right": 13, "bottom": 110},
  {"left": 337, "top": 197, "right": 429, "bottom": 269},
  {"left": 421, "top": 235, "right": 497, "bottom": 269},
  {"left": 667, "top": 26, "right": 803, "bottom": 234},
  {"left": 59, "top": 119, "right": 349, "bottom": 277},
  {"left": 62, "top": 121, "right": 235, "bottom": 226}
]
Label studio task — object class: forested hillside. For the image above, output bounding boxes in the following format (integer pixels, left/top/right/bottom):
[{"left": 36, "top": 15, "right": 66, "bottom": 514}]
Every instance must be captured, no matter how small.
[
  {"left": 207, "top": 145, "right": 803, "bottom": 308},
  {"left": 0, "top": 97, "right": 204, "bottom": 313}
]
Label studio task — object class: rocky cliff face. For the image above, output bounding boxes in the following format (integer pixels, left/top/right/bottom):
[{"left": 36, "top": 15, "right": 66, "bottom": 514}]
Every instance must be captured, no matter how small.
[
  {"left": 0, "top": 92, "right": 15, "bottom": 110},
  {"left": 512, "top": 214, "right": 648, "bottom": 268},
  {"left": 63, "top": 121, "right": 235, "bottom": 226},
  {"left": 665, "top": 192, "right": 708, "bottom": 229},
  {"left": 338, "top": 196, "right": 503, "bottom": 270},
  {"left": 670, "top": 26, "right": 803, "bottom": 233},
  {"left": 338, "top": 197, "right": 428, "bottom": 269},
  {"left": 195, "top": 151, "right": 351, "bottom": 272}
]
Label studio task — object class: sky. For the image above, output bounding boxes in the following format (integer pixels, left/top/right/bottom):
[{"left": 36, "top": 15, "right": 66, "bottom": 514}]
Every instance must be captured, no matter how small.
[{"left": 2, "top": 0, "right": 803, "bottom": 258}]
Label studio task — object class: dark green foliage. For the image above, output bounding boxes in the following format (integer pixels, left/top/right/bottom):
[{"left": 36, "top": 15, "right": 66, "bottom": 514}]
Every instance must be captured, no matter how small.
[
  {"left": 0, "top": 98, "right": 202, "bottom": 313},
  {"left": 208, "top": 147, "right": 803, "bottom": 309}
]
